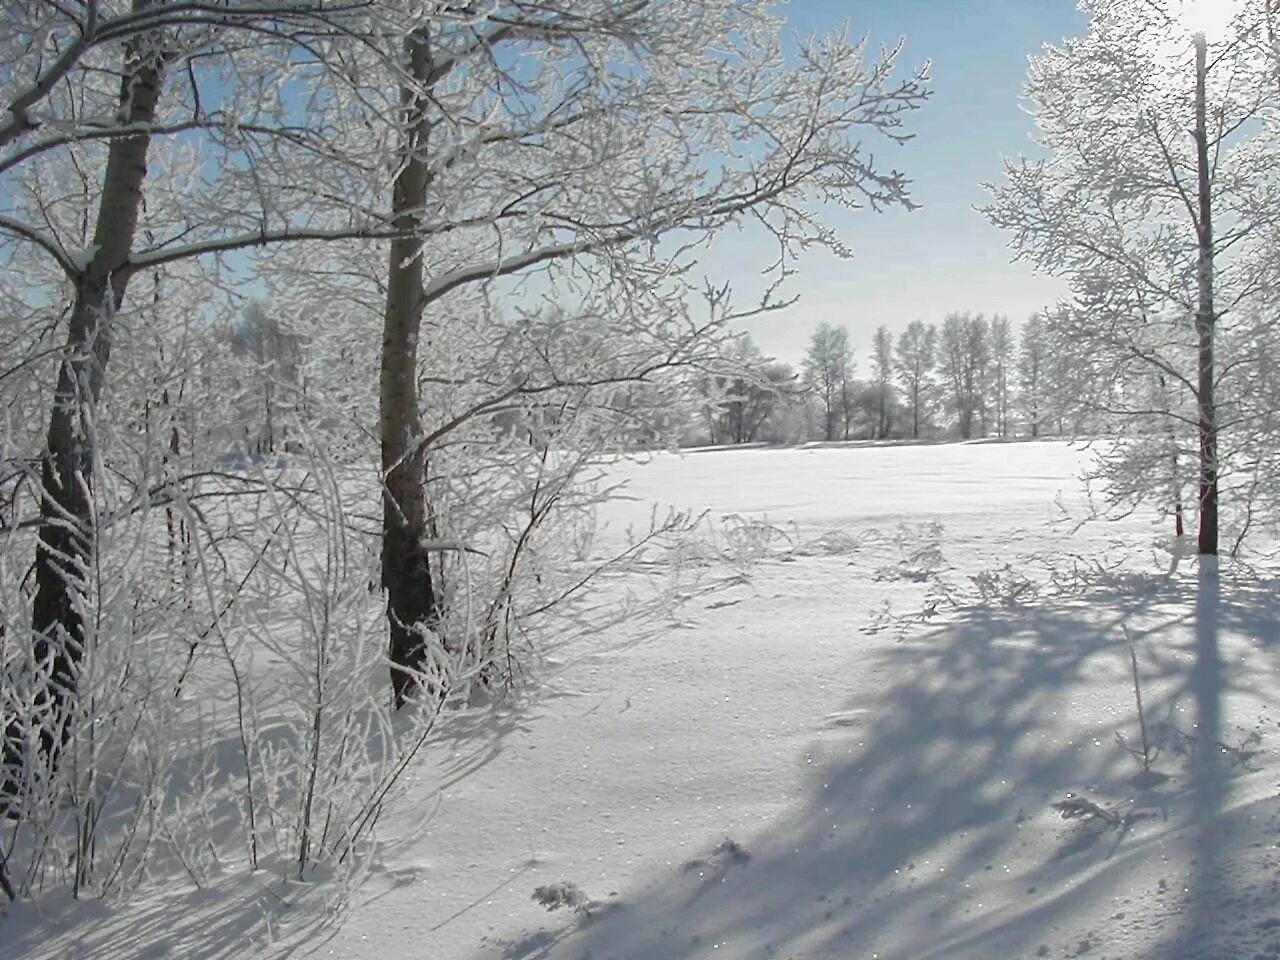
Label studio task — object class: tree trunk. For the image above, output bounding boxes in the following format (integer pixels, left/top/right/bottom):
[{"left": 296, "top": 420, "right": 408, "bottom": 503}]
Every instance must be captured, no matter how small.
[
  {"left": 1192, "top": 34, "right": 1218, "bottom": 556},
  {"left": 380, "top": 27, "right": 441, "bottom": 707},
  {"left": 5, "top": 8, "right": 165, "bottom": 805},
  {"left": 958, "top": 395, "right": 972, "bottom": 439},
  {"left": 840, "top": 379, "right": 850, "bottom": 441},
  {"left": 1157, "top": 372, "right": 1185, "bottom": 539}
]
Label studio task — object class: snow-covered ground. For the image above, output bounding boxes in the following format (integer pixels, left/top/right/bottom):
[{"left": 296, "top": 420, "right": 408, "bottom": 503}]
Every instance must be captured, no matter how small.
[{"left": 6, "top": 439, "right": 1280, "bottom": 960}]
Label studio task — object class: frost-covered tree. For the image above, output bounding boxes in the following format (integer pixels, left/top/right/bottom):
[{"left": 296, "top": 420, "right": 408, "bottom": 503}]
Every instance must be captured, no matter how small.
[
  {"left": 894, "top": 319, "right": 936, "bottom": 439},
  {"left": 1017, "top": 314, "right": 1047, "bottom": 438},
  {"left": 356, "top": 2, "right": 930, "bottom": 700},
  {"left": 1037, "top": 304, "right": 1118, "bottom": 437},
  {"left": 989, "top": 315, "right": 1014, "bottom": 438},
  {"left": 804, "top": 322, "right": 855, "bottom": 441},
  {"left": 702, "top": 335, "right": 799, "bottom": 445},
  {"left": 223, "top": 301, "right": 304, "bottom": 454},
  {"left": 0, "top": 0, "right": 390, "bottom": 801},
  {"left": 984, "top": 0, "right": 1280, "bottom": 555},
  {"left": 939, "top": 312, "right": 988, "bottom": 439},
  {"left": 871, "top": 324, "right": 895, "bottom": 439}
]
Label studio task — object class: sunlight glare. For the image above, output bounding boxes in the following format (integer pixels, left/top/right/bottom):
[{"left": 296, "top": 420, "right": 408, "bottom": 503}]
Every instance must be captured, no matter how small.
[{"left": 1176, "top": 0, "right": 1241, "bottom": 41}]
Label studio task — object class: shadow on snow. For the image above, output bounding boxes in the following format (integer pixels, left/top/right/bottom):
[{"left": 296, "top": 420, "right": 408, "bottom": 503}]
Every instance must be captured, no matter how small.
[{"left": 500, "top": 564, "right": 1280, "bottom": 960}]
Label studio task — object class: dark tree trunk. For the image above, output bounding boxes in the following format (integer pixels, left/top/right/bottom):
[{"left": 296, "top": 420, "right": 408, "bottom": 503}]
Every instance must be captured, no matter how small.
[
  {"left": 1156, "top": 372, "right": 1185, "bottom": 540},
  {"left": 840, "top": 379, "right": 850, "bottom": 441},
  {"left": 380, "top": 27, "right": 441, "bottom": 707},
  {"left": 956, "top": 366, "right": 974, "bottom": 439},
  {"left": 1192, "top": 34, "right": 1218, "bottom": 556},
  {"left": 4, "top": 9, "right": 164, "bottom": 807}
]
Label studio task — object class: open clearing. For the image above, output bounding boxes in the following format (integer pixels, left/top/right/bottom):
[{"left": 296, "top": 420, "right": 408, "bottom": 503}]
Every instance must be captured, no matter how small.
[{"left": 6, "top": 439, "right": 1280, "bottom": 960}]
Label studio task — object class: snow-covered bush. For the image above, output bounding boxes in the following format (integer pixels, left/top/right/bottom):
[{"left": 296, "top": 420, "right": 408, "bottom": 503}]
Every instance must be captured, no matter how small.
[{"left": 1, "top": 425, "right": 440, "bottom": 898}]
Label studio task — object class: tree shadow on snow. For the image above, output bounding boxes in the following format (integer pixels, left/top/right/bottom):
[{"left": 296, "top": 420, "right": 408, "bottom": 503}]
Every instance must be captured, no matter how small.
[
  {"left": 499, "top": 565, "right": 1280, "bottom": 960},
  {"left": 0, "top": 877, "right": 327, "bottom": 960},
  {"left": 1151, "top": 561, "right": 1280, "bottom": 960}
]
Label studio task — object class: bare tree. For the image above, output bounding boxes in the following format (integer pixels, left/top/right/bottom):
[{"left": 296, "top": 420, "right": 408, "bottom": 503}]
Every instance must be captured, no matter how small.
[
  {"left": 225, "top": 301, "right": 303, "bottom": 454},
  {"left": 1, "top": 1, "right": 426, "bottom": 792},
  {"left": 10, "top": 0, "right": 172, "bottom": 793},
  {"left": 938, "top": 312, "right": 988, "bottom": 440},
  {"left": 872, "top": 324, "right": 894, "bottom": 439},
  {"left": 894, "top": 319, "right": 936, "bottom": 440},
  {"left": 703, "top": 336, "right": 798, "bottom": 445},
  {"left": 804, "top": 323, "right": 855, "bottom": 441},
  {"left": 357, "top": 3, "right": 929, "bottom": 701},
  {"left": 1017, "top": 313, "right": 1046, "bottom": 438},
  {"left": 983, "top": 0, "right": 1280, "bottom": 556},
  {"left": 989, "top": 315, "right": 1013, "bottom": 438}
]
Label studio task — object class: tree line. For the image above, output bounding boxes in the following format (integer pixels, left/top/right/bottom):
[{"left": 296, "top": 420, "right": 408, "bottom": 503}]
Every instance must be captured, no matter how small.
[{"left": 697, "top": 310, "right": 1100, "bottom": 445}]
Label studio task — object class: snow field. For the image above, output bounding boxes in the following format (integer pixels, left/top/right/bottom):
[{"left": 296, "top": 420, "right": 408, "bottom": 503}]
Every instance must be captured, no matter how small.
[{"left": 6, "top": 439, "right": 1280, "bottom": 960}]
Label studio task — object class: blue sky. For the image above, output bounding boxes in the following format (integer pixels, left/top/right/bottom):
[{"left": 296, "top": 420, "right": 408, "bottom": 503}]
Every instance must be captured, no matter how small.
[{"left": 718, "top": 0, "right": 1090, "bottom": 367}]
